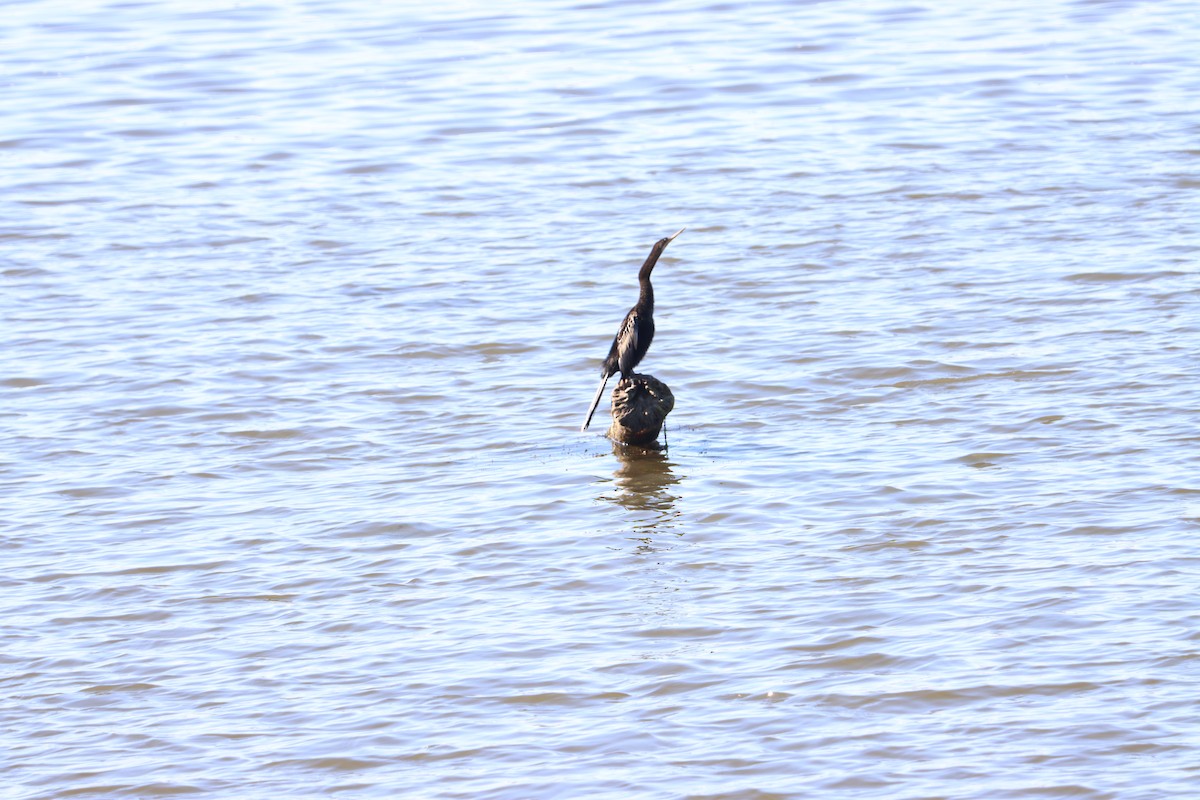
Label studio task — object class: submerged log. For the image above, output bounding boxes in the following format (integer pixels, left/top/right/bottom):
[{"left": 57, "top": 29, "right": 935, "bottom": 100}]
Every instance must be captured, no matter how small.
[{"left": 607, "top": 373, "right": 674, "bottom": 446}]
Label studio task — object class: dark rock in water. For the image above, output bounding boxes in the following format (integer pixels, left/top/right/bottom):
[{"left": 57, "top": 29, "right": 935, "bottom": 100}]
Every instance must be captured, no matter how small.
[{"left": 608, "top": 373, "right": 674, "bottom": 445}]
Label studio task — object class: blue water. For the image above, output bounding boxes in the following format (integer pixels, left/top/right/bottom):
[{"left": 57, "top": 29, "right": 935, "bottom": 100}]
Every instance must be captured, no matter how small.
[{"left": 4, "top": 1, "right": 1199, "bottom": 798}]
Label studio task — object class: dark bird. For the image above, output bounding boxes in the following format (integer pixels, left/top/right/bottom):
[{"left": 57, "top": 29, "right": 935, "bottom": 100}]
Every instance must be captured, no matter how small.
[{"left": 581, "top": 227, "right": 685, "bottom": 432}]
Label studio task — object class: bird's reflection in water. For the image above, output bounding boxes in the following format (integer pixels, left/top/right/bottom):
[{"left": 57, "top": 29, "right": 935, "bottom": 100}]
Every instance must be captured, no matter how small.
[{"left": 603, "top": 439, "right": 683, "bottom": 553}]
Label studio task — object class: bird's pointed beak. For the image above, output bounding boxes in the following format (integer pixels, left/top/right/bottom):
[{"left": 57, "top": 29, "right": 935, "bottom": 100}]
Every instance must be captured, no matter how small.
[{"left": 668, "top": 227, "right": 686, "bottom": 243}]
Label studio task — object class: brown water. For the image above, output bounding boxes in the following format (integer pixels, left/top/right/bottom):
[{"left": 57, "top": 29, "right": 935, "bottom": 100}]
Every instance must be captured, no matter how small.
[{"left": 4, "top": 1, "right": 1199, "bottom": 798}]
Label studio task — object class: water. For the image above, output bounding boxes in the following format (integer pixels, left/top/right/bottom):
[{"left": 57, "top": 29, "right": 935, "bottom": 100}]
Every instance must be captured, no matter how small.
[{"left": 4, "top": 0, "right": 1199, "bottom": 797}]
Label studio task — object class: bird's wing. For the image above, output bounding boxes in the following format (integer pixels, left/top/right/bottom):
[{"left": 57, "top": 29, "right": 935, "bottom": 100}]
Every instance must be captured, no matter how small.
[{"left": 616, "top": 313, "right": 638, "bottom": 376}]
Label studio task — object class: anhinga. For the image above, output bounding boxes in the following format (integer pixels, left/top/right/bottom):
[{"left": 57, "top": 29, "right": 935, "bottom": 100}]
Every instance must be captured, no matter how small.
[{"left": 581, "top": 228, "right": 685, "bottom": 432}]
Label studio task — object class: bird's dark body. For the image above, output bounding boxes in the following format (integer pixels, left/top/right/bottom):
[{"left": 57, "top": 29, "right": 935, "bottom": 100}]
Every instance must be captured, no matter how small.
[
  {"left": 581, "top": 228, "right": 683, "bottom": 432},
  {"left": 604, "top": 304, "right": 654, "bottom": 381}
]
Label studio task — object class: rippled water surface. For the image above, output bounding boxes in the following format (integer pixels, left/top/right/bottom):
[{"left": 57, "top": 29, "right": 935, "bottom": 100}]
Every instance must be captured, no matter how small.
[{"left": 4, "top": 0, "right": 1199, "bottom": 797}]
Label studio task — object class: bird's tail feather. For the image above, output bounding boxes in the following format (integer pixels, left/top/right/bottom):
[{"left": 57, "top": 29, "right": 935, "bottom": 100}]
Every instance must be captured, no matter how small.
[{"left": 581, "top": 373, "right": 612, "bottom": 431}]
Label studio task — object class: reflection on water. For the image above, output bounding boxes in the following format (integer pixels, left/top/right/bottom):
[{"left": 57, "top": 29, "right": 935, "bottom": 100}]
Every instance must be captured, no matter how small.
[
  {"left": 608, "top": 442, "right": 680, "bottom": 513},
  {"left": 603, "top": 441, "right": 682, "bottom": 548}
]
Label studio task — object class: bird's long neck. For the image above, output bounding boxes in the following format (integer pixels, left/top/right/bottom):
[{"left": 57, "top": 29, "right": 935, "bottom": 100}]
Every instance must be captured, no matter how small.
[
  {"left": 637, "top": 270, "right": 654, "bottom": 313},
  {"left": 636, "top": 245, "right": 663, "bottom": 312}
]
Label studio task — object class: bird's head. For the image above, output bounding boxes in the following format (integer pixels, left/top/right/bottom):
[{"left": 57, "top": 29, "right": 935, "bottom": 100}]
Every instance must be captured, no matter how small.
[
  {"left": 659, "top": 227, "right": 685, "bottom": 249},
  {"left": 648, "top": 226, "right": 685, "bottom": 258},
  {"left": 640, "top": 227, "right": 685, "bottom": 278}
]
